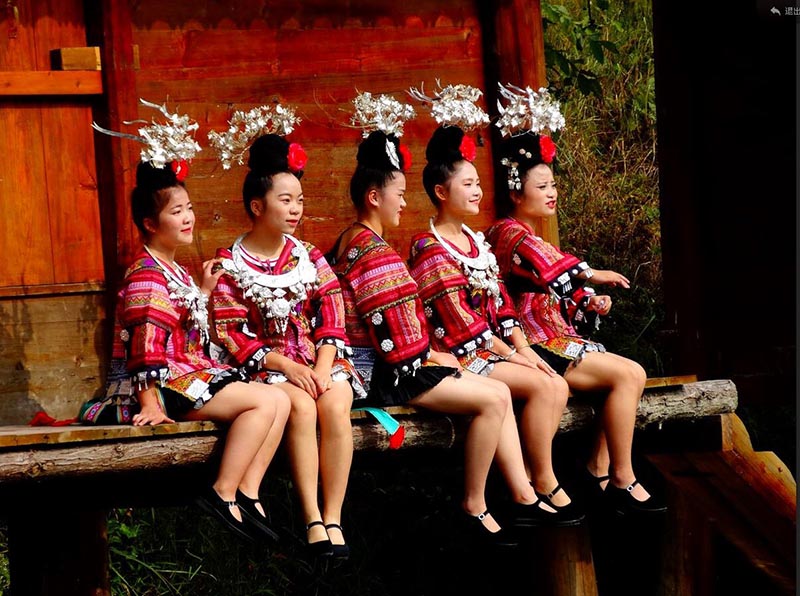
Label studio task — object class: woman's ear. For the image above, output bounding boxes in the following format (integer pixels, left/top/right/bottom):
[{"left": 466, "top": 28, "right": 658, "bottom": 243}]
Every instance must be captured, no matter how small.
[
  {"left": 434, "top": 183, "right": 447, "bottom": 203},
  {"left": 143, "top": 217, "right": 158, "bottom": 235},
  {"left": 250, "top": 197, "right": 264, "bottom": 217},
  {"left": 510, "top": 190, "right": 524, "bottom": 206},
  {"left": 366, "top": 188, "right": 380, "bottom": 208}
]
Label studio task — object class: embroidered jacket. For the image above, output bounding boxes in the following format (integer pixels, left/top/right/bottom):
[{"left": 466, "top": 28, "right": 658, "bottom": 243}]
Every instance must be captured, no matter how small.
[
  {"left": 212, "top": 237, "right": 351, "bottom": 377},
  {"left": 408, "top": 230, "right": 518, "bottom": 366},
  {"left": 330, "top": 228, "right": 430, "bottom": 382},
  {"left": 114, "top": 249, "right": 234, "bottom": 402},
  {"left": 485, "top": 217, "right": 597, "bottom": 344}
]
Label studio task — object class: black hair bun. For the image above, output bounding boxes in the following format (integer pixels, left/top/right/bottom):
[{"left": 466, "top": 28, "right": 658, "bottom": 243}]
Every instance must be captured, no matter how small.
[
  {"left": 424, "top": 126, "right": 466, "bottom": 166},
  {"left": 499, "top": 133, "right": 545, "bottom": 168},
  {"left": 135, "top": 160, "right": 179, "bottom": 191},
  {"left": 248, "top": 133, "right": 290, "bottom": 175},
  {"left": 356, "top": 130, "right": 405, "bottom": 172}
]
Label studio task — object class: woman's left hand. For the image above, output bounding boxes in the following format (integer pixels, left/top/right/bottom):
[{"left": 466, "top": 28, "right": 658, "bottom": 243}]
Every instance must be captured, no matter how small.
[
  {"left": 312, "top": 366, "right": 333, "bottom": 396},
  {"left": 590, "top": 269, "right": 630, "bottom": 289},
  {"left": 200, "top": 258, "right": 225, "bottom": 296},
  {"left": 518, "top": 345, "right": 557, "bottom": 377}
]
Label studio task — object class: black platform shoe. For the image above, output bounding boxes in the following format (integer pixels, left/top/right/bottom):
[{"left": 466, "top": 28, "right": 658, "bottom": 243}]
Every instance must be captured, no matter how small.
[
  {"left": 306, "top": 520, "right": 334, "bottom": 558},
  {"left": 512, "top": 495, "right": 584, "bottom": 527},
  {"left": 532, "top": 484, "right": 586, "bottom": 526},
  {"left": 324, "top": 523, "right": 351, "bottom": 560},
  {"left": 235, "top": 489, "right": 280, "bottom": 543},
  {"left": 195, "top": 486, "right": 254, "bottom": 542},
  {"left": 606, "top": 480, "right": 667, "bottom": 516},
  {"left": 463, "top": 510, "right": 519, "bottom": 547}
]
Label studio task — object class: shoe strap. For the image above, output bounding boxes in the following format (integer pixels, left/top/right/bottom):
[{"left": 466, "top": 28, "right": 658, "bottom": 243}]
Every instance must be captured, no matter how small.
[
  {"left": 306, "top": 520, "right": 325, "bottom": 531},
  {"left": 543, "top": 484, "right": 563, "bottom": 500},
  {"left": 324, "top": 523, "right": 343, "bottom": 531},
  {"left": 475, "top": 510, "right": 489, "bottom": 521},
  {"left": 235, "top": 489, "right": 261, "bottom": 507},
  {"left": 625, "top": 480, "right": 640, "bottom": 492}
]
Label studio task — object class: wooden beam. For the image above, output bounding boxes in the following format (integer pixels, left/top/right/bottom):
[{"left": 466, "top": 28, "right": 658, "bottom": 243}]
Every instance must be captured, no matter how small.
[
  {"left": 0, "top": 71, "right": 102, "bottom": 95},
  {"left": 0, "top": 380, "right": 737, "bottom": 483}
]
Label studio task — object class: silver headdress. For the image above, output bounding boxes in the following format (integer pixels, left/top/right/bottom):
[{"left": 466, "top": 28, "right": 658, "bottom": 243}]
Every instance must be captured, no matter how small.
[
  {"left": 91, "top": 98, "right": 201, "bottom": 169},
  {"left": 495, "top": 83, "right": 565, "bottom": 138},
  {"left": 407, "top": 81, "right": 490, "bottom": 131},
  {"left": 496, "top": 84, "right": 565, "bottom": 191},
  {"left": 350, "top": 91, "right": 416, "bottom": 169},
  {"left": 207, "top": 103, "right": 300, "bottom": 170}
]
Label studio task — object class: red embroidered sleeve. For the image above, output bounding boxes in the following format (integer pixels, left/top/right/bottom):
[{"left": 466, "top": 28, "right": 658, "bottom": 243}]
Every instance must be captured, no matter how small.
[
  {"left": 342, "top": 233, "right": 429, "bottom": 369},
  {"left": 307, "top": 245, "right": 348, "bottom": 349},
  {"left": 121, "top": 265, "right": 177, "bottom": 375}
]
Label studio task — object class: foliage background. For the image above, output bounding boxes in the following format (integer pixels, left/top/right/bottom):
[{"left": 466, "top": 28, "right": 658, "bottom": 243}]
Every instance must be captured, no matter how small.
[{"left": 540, "top": 0, "right": 667, "bottom": 376}]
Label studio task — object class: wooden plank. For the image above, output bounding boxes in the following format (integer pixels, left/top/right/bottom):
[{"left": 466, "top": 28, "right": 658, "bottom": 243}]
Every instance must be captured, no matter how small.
[
  {"left": 0, "top": 100, "right": 53, "bottom": 287},
  {"left": 0, "top": 281, "right": 105, "bottom": 299},
  {"left": 50, "top": 47, "right": 102, "bottom": 71},
  {"left": 644, "top": 374, "right": 698, "bottom": 388},
  {"left": 649, "top": 449, "right": 795, "bottom": 595},
  {"left": 0, "top": 71, "right": 103, "bottom": 95},
  {"left": 0, "top": 421, "right": 220, "bottom": 448},
  {"left": 40, "top": 102, "right": 106, "bottom": 284}
]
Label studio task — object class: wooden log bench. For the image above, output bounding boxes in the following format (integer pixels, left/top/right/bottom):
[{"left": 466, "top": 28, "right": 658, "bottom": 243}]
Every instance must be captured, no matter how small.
[{"left": 0, "top": 377, "right": 747, "bottom": 596}]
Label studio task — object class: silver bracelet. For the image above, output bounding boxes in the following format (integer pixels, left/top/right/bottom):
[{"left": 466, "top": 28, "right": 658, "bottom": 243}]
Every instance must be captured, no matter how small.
[{"left": 503, "top": 347, "right": 517, "bottom": 361}]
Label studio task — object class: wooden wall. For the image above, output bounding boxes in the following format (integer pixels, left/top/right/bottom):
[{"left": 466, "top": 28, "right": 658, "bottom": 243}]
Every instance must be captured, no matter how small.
[
  {"left": 0, "top": 0, "right": 547, "bottom": 422},
  {"left": 0, "top": 0, "right": 107, "bottom": 423},
  {"left": 118, "top": 0, "right": 497, "bottom": 274}
]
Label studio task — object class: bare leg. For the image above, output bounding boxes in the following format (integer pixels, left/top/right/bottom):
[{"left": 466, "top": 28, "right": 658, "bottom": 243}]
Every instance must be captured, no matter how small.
[
  {"left": 316, "top": 380, "right": 354, "bottom": 546},
  {"left": 564, "top": 351, "right": 651, "bottom": 500},
  {"left": 280, "top": 383, "right": 328, "bottom": 543},
  {"left": 237, "top": 388, "right": 291, "bottom": 515},
  {"left": 183, "top": 381, "right": 290, "bottom": 520},
  {"left": 462, "top": 374, "right": 546, "bottom": 508},
  {"left": 411, "top": 371, "right": 508, "bottom": 532},
  {"left": 490, "top": 362, "right": 572, "bottom": 506}
]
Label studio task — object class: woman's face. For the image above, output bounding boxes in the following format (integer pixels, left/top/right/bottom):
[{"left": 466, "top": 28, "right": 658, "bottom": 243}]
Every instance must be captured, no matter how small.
[
  {"left": 439, "top": 160, "right": 482, "bottom": 216},
  {"left": 515, "top": 164, "right": 557, "bottom": 219},
  {"left": 253, "top": 172, "right": 304, "bottom": 235},
  {"left": 376, "top": 172, "right": 407, "bottom": 229},
  {"left": 148, "top": 186, "right": 195, "bottom": 249}
]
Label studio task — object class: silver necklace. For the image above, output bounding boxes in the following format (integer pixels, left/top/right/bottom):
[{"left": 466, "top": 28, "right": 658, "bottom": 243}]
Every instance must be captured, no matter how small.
[
  {"left": 428, "top": 218, "right": 503, "bottom": 308},
  {"left": 143, "top": 245, "right": 210, "bottom": 344},
  {"left": 221, "top": 234, "right": 318, "bottom": 334}
]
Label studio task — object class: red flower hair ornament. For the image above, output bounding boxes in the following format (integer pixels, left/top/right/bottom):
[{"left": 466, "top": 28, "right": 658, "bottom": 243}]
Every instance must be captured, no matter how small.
[
  {"left": 399, "top": 144, "right": 412, "bottom": 172},
  {"left": 459, "top": 134, "right": 477, "bottom": 162},
  {"left": 171, "top": 159, "right": 189, "bottom": 182},
  {"left": 287, "top": 142, "right": 307, "bottom": 173},
  {"left": 539, "top": 135, "right": 557, "bottom": 163}
]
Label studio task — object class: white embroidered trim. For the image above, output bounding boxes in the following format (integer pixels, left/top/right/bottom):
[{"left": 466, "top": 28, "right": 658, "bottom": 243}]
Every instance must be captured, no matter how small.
[
  {"left": 428, "top": 218, "right": 503, "bottom": 309},
  {"left": 222, "top": 234, "right": 318, "bottom": 334}
]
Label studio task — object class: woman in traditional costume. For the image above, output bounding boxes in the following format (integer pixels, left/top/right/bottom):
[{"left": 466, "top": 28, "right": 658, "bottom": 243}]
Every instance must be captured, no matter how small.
[
  {"left": 327, "top": 92, "right": 565, "bottom": 548},
  {"left": 83, "top": 100, "right": 291, "bottom": 542},
  {"left": 485, "top": 84, "right": 665, "bottom": 515},
  {"left": 208, "top": 106, "right": 359, "bottom": 559},
  {"left": 406, "top": 84, "right": 583, "bottom": 524}
]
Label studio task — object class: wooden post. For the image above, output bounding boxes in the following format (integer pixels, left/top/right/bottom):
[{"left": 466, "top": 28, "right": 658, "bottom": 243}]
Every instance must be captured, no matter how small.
[
  {"left": 93, "top": 0, "right": 140, "bottom": 284},
  {"left": 8, "top": 508, "right": 110, "bottom": 596},
  {"left": 480, "top": 0, "right": 561, "bottom": 246}
]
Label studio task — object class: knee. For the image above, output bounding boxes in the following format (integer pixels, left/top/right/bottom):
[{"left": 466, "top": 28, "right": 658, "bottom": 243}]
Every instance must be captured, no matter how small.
[
  {"left": 290, "top": 394, "right": 318, "bottom": 427},
  {"left": 317, "top": 390, "right": 354, "bottom": 429},
  {"left": 621, "top": 360, "right": 647, "bottom": 392},
  {"left": 550, "top": 375, "right": 570, "bottom": 404}
]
